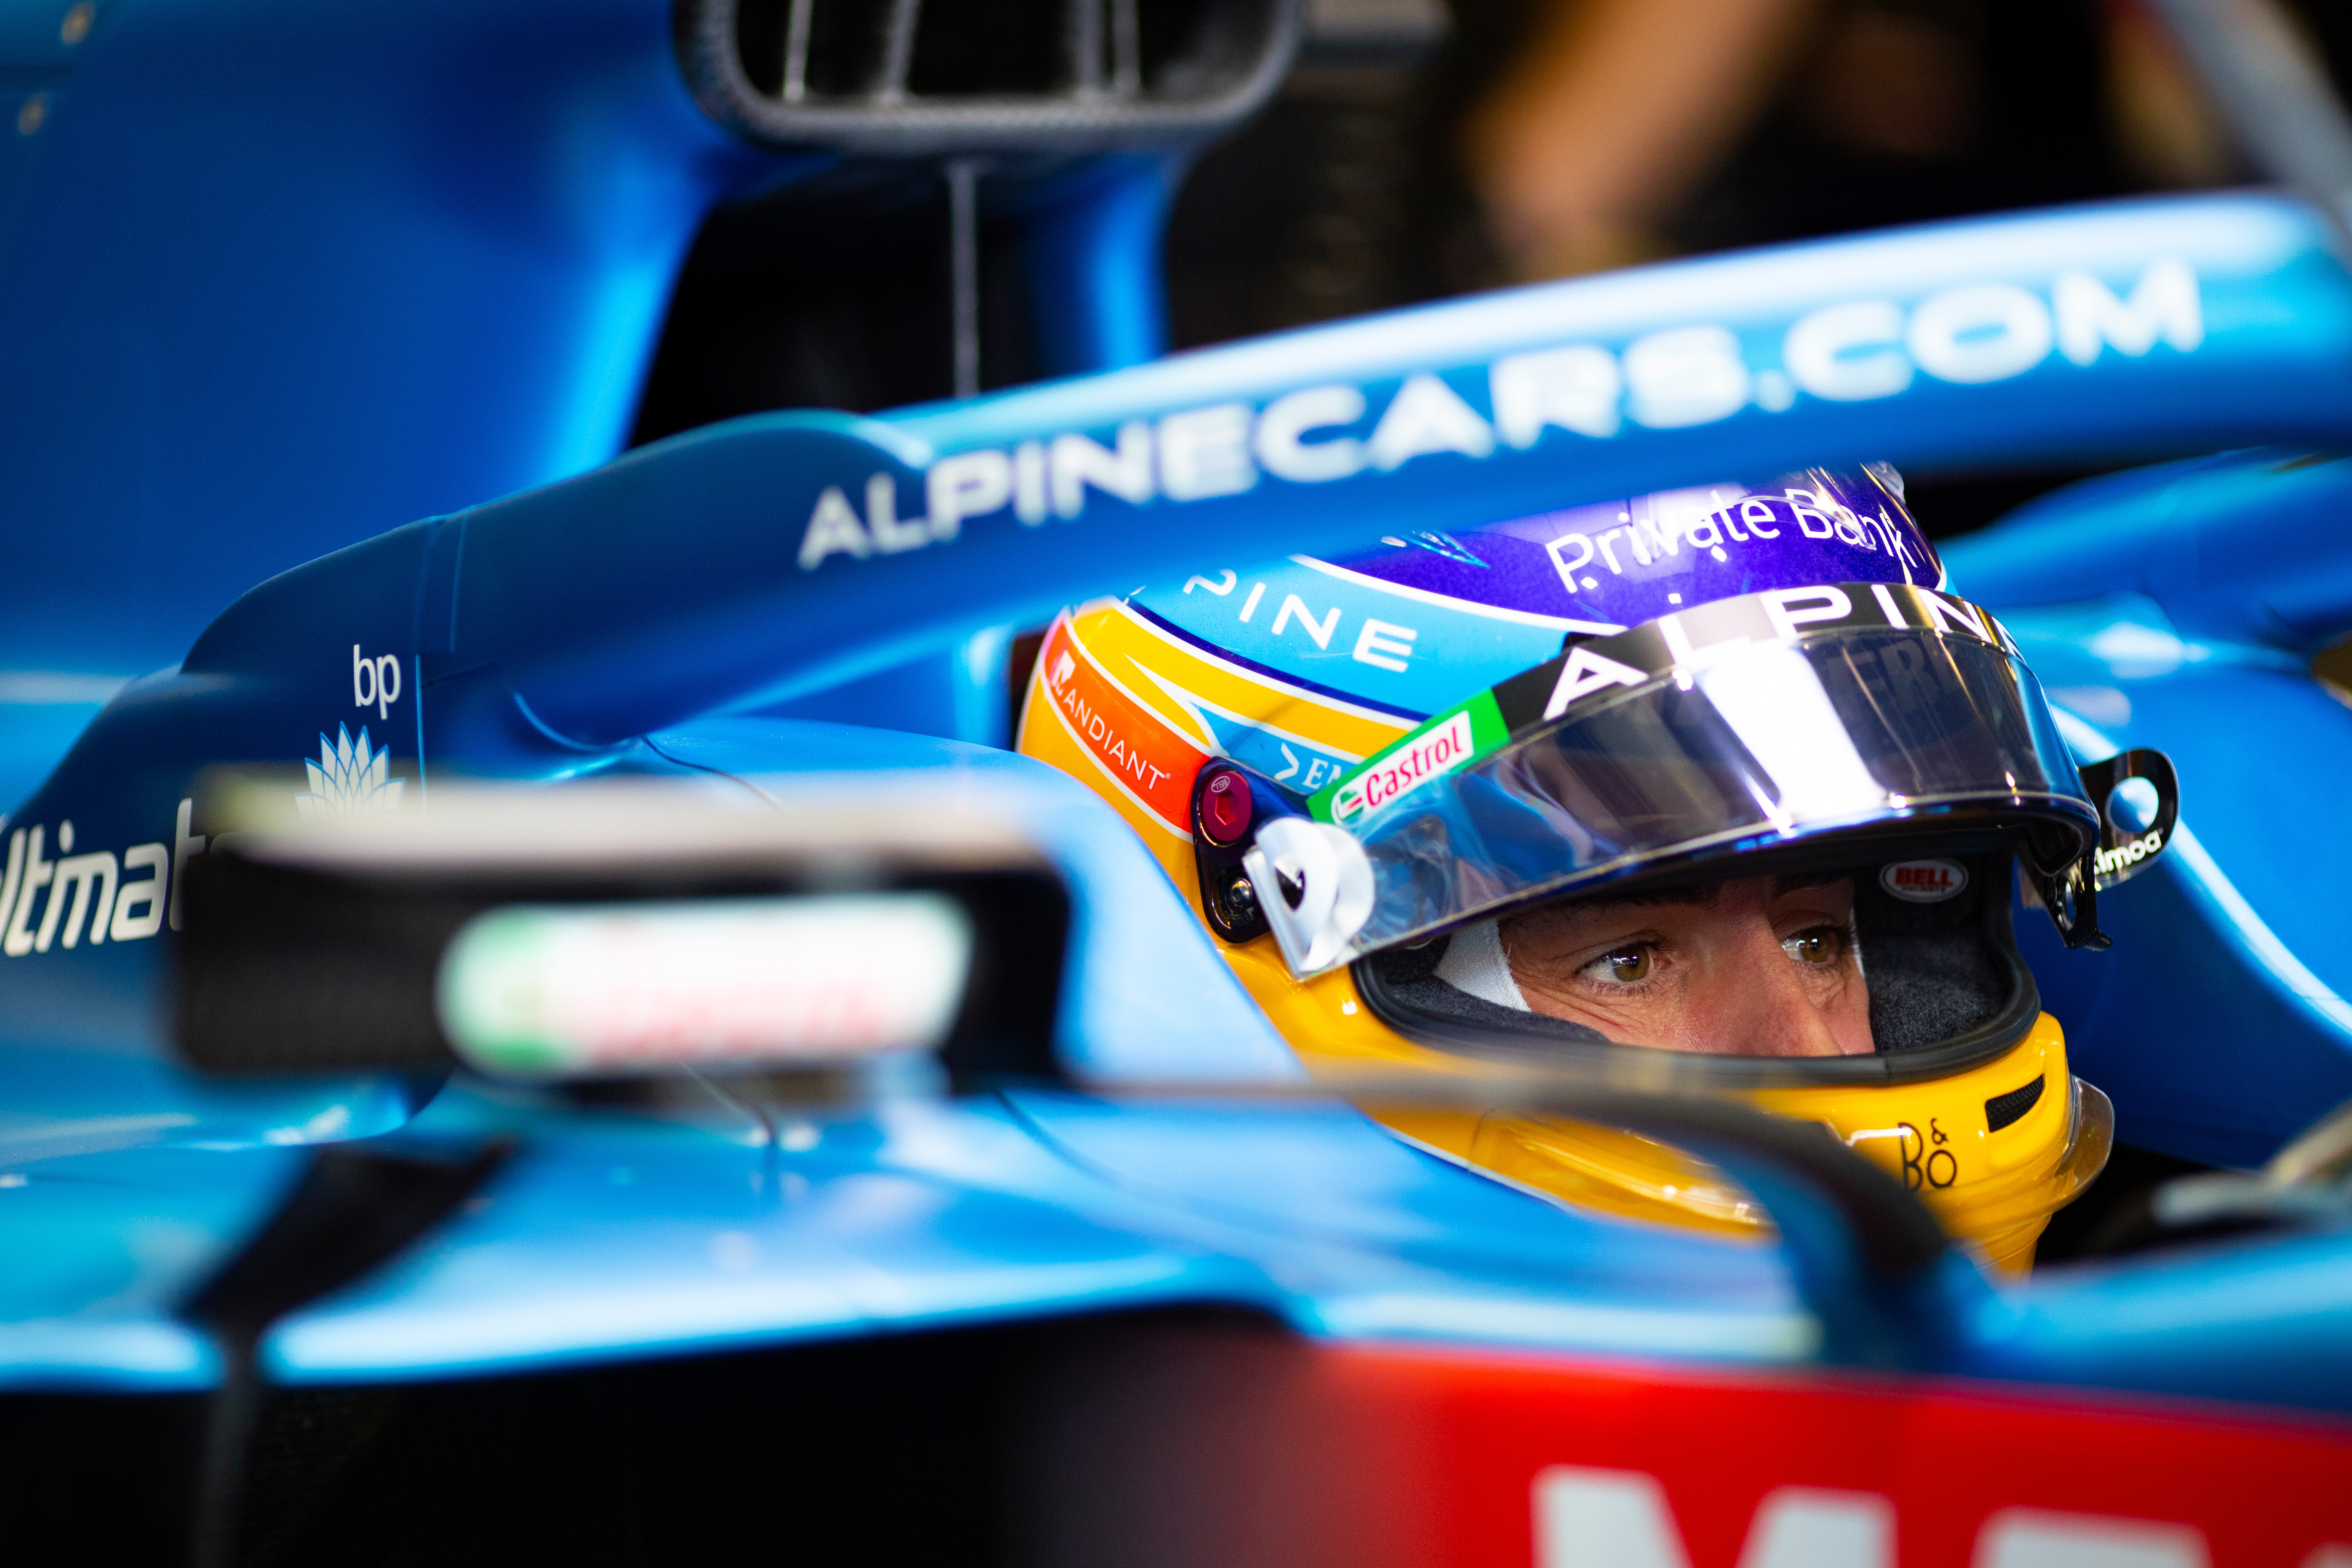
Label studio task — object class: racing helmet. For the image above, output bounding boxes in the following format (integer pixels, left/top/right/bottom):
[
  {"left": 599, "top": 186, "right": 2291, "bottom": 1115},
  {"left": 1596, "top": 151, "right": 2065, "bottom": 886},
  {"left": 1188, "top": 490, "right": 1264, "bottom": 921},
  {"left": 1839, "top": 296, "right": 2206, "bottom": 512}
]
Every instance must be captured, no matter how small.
[{"left": 1017, "top": 466, "right": 2171, "bottom": 1270}]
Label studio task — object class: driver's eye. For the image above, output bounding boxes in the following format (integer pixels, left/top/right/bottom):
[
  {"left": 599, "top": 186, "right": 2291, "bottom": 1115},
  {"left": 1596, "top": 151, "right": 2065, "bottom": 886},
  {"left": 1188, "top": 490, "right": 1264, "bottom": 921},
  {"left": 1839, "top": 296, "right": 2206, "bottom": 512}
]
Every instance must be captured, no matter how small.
[
  {"left": 1783, "top": 928, "right": 1841, "bottom": 966},
  {"left": 1588, "top": 946, "right": 1653, "bottom": 983}
]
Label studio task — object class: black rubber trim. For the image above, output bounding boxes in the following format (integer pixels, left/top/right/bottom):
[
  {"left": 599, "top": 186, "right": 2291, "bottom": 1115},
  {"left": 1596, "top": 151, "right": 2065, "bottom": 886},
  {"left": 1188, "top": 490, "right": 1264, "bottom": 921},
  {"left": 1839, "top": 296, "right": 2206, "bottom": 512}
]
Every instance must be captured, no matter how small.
[{"left": 1984, "top": 1073, "right": 2048, "bottom": 1133}]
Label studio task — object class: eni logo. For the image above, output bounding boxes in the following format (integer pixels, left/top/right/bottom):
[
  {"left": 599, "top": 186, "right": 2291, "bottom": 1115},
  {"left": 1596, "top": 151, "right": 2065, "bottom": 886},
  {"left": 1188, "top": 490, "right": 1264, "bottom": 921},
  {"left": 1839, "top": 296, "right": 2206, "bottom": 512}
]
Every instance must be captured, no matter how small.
[{"left": 1880, "top": 858, "right": 1967, "bottom": 903}]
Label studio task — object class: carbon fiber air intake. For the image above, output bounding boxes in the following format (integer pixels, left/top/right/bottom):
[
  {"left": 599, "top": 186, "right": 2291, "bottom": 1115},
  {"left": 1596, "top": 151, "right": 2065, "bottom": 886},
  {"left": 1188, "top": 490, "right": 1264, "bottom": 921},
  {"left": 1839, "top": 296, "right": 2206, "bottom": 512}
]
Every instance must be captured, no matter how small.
[{"left": 677, "top": 0, "right": 1303, "bottom": 156}]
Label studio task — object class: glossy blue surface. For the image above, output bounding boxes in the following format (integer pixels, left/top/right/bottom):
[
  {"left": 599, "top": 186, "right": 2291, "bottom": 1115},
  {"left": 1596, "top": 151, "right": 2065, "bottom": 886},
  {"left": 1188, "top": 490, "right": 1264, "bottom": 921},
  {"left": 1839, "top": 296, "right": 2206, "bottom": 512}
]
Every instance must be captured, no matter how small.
[
  {"left": 9, "top": 0, "right": 2352, "bottom": 1421},
  {"left": 1972, "top": 1222, "right": 2352, "bottom": 1410},
  {"left": 1946, "top": 453, "right": 2352, "bottom": 1167},
  {"left": 0, "top": 1076, "right": 1818, "bottom": 1391},
  {"left": 85, "top": 190, "right": 2346, "bottom": 764},
  {"left": 261, "top": 1087, "right": 1813, "bottom": 1384},
  {"left": 1020, "top": 153, "right": 1183, "bottom": 377},
  {"left": 0, "top": 0, "right": 1190, "bottom": 811},
  {"left": 0, "top": 0, "right": 769, "bottom": 680},
  {"left": 17, "top": 1059, "right": 2352, "bottom": 1419},
  {"left": 0, "top": 1139, "right": 298, "bottom": 1390}
]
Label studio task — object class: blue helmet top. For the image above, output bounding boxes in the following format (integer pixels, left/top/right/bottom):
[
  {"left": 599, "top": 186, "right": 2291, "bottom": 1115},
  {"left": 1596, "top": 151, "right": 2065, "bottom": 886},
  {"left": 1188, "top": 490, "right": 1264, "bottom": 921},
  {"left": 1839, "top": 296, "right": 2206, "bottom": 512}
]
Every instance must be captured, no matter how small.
[
  {"left": 1133, "top": 466, "right": 1947, "bottom": 720},
  {"left": 1335, "top": 465, "right": 1942, "bottom": 628}
]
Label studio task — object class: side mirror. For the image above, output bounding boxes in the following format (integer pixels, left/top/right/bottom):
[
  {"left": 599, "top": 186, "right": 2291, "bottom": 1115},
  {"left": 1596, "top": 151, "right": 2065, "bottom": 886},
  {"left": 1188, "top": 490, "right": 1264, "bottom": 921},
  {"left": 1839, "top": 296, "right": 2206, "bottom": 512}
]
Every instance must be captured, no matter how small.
[{"left": 175, "top": 780, "right": 1070, "bottom": 1094}]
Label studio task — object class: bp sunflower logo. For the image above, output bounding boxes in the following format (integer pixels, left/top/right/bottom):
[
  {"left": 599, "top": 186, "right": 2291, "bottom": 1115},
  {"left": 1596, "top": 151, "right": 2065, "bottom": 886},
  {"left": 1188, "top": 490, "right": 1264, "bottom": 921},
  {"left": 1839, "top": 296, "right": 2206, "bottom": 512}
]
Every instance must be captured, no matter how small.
[{"left": 294, "top": 723, "right": 406, "bottom": 818}]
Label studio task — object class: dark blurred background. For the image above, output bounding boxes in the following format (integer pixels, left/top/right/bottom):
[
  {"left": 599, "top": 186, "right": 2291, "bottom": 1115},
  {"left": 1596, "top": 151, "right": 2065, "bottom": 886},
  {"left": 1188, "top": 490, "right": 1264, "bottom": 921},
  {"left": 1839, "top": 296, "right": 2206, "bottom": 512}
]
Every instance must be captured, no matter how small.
[{"left": 633, "top": 0, "right": 2352, "bottom": 540}]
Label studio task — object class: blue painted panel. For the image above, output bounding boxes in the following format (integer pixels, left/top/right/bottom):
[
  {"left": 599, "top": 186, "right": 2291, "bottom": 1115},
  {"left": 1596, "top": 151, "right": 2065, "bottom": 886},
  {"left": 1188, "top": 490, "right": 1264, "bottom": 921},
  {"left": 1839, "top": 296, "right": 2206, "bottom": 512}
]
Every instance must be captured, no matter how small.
[
  {"left": 900, "top": 194, "right": 2352, "bottom": 468},
  {"left": 0, "top": 0, "right": 1205, "bottom": 773},
  {"left": 254, "top": 1082, "right": 1809, "bottom": 1385},
  {"left": 1021, "top": 153, "right": 1183, "bottom": 377},
  {"left": 20, "top": 1064, "right": 2352, "bottom": 1410},
  {"left": 2019, "top": 851, "right": 2352, "bottom": 1168},
  {"left": 0, "top": 1138, "right": 302, "bottom": 1391},
  {"left": 753, "top": 630, "right": 1017, "bottom": 748},
  {"left": 0, "top": 1042, "right": 430, "bottom": 1165},
  {"left": 2018, "top": 672, "right": 2352, "bottom": 1166},
  {"left": 0, "top": 0, "right": 112, "bottom": 68},
  {"left": 1977, "top": 1228, "right": 2352, "bottom": 1413},
  {"left": 999, "top": 1092, "right": 1807, "bottom": 1358},
  {"left": 263, "top": 1091, "right": 1280, "bottom": 1384},
  {"left": 0, "top": 677, "right": 125, "bottom": 820},
  {"left": 1948, "top": 450, "right": 2352, "bottom": 652},
  {"left": 1950, "top": 453, "right": 2352, "bottom": 1166},
  {"left": 14, "top": 184, "right": 2352, "bottom": 1409},
  {"left": 0, "top": 1070, "right": 1795, "bottom": 1390},
  {"left": 0, "top": 0, "right": 789, "bottom": 685}
]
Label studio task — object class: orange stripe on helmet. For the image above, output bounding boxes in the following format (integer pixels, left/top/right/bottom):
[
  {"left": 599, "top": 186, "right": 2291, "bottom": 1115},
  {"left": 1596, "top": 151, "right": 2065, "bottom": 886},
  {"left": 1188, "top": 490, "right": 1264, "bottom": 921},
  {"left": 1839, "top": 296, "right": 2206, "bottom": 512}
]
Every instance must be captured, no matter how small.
[{"left": 1031, "top": 613, "right": 1208, "bottom": 836}]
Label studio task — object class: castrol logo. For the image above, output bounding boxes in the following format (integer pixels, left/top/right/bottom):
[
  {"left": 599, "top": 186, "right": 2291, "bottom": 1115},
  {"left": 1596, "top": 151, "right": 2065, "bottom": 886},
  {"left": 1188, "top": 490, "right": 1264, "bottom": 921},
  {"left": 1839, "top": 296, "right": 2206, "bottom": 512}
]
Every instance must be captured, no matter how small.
[
  {"left": 1331, "top": 710, "right": 1475, "bottom": 825},
  {"left": 1880, "top": 858, "right": 1968, "bottom": 903}
]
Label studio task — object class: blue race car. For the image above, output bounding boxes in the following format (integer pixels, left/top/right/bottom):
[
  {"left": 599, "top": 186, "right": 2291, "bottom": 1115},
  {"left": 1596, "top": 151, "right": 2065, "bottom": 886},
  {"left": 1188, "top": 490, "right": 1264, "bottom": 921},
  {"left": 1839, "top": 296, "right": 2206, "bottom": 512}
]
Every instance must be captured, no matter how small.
[{"left": 6, "top": 0, "right": 2352, "bottom": 1561}]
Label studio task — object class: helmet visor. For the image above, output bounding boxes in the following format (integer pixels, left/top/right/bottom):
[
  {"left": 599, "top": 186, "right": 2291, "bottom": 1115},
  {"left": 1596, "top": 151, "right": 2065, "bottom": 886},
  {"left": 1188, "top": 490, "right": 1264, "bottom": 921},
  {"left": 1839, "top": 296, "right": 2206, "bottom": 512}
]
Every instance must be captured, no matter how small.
[{"left": 1283, "top": 585, "right": 2096, "bottom": 973}]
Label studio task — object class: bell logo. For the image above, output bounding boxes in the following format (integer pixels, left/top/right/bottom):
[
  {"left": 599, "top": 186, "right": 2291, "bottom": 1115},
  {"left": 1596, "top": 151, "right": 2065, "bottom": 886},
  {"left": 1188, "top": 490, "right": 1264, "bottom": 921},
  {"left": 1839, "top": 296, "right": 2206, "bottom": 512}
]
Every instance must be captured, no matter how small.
[{"left": 1880, "top": 858, "right": 1967, "bottom": 903}]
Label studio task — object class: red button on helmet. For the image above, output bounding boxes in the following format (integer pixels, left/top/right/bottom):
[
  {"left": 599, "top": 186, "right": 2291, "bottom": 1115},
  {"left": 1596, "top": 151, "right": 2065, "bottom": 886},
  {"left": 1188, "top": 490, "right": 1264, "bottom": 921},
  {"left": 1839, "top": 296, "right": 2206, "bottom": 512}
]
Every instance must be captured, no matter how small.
[{"left": 1200, "top": 769, "right": 1252, "bottom": 845}]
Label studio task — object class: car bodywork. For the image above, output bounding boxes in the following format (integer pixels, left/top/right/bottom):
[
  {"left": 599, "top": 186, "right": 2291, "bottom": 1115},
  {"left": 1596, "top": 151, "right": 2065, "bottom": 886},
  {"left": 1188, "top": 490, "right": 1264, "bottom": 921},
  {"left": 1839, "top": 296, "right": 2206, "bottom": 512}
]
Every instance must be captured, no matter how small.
[
  {"left": 6, "top": 0, "right": 2352, "bottom": 1558},
  {"left": 1948, "top": 452, "right": 2352, "bottom": 1170}
]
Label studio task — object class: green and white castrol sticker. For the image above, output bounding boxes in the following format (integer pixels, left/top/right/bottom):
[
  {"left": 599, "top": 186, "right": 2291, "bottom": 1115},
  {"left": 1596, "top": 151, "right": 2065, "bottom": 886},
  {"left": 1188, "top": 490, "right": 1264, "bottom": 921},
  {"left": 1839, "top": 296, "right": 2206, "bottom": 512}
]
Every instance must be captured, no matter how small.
[{"left": 1311, "top": 582, "right": 2014, "bottom": 828}]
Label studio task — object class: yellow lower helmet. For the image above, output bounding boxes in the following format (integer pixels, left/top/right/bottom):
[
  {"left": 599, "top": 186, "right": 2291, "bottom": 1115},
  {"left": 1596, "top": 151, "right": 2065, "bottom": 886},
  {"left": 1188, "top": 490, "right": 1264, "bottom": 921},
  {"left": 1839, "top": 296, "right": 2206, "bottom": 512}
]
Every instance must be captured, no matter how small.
[{"left": 1017, "top": 469, "right": 2159, "bottom": 1271}]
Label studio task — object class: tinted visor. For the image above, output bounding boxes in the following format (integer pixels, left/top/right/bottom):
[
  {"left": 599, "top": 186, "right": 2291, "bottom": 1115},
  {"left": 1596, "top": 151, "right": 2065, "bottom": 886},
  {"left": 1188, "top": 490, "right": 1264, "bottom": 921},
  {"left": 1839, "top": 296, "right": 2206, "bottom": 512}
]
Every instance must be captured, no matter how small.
[{"left": 1321, "top": 591, "right": 2097, "bottom": 967}]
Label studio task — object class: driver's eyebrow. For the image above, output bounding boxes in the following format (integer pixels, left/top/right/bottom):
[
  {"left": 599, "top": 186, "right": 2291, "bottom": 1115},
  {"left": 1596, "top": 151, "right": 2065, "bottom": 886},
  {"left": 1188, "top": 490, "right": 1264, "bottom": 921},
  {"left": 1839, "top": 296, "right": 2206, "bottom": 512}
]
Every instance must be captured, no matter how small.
[
  {"left": 1772, "top": 872, "right": 1853, "bottom": 897},
  {"left": 1544, "top": 882, "right": 1726, "bottom": 915}
]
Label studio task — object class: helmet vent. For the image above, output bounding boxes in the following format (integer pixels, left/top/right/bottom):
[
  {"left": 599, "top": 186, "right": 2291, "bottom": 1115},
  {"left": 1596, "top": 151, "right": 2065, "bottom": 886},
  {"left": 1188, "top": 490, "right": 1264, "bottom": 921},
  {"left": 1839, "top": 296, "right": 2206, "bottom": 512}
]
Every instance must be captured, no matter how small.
[{"left": 1984, "top": 1074, "right": 2046, "bottom": 1133}]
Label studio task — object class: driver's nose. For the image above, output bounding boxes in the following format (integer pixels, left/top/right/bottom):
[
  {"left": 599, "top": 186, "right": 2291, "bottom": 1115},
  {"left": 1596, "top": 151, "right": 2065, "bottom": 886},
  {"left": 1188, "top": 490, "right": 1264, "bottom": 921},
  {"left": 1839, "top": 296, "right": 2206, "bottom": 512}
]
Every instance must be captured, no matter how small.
[{"left": 1712, "top": 926, "right": 1850, "bottom": 1058}]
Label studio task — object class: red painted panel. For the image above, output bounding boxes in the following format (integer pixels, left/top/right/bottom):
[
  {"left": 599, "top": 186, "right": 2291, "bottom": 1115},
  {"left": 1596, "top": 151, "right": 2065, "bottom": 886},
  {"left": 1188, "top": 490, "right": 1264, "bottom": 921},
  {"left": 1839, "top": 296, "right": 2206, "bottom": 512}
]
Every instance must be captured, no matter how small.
[
  {"left": 1327, "top": 1344, "right": 2352, "bottom": 1568},
  {"left": 1019, "top": 1329, "right": 2352, "bottom": 1568}
]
